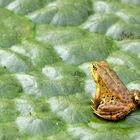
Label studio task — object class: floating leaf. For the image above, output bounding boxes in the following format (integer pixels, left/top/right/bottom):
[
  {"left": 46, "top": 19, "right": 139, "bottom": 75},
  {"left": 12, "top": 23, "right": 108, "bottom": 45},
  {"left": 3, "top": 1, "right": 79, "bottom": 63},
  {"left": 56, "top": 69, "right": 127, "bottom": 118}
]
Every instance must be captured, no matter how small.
[{"left": 0, "top": 0, "right": 140, "bottom": 139}]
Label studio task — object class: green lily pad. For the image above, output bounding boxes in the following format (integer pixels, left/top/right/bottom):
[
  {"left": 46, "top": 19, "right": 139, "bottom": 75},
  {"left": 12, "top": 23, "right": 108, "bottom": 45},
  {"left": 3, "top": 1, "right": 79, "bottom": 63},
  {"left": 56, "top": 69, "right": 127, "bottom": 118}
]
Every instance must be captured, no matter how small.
[
  {"left": 93, "top": 1, "right": 122, "bottom": 14},
  {"left": 16, "top": 96, "right": 65, "bottom": 136},
  {"left": 27, "top": 0, "right": 92, "bottom": 25},
  {"left": 0, "top": 0, "right": 140, "bottom": 139},
  {"left": 54, "top": 32, "right": 114, "bottom": 65},
  {"left": 81, "top": 13, "right": 119, "bottom": 33},
  {"left": 0, "top": 74, "right": 22, "bottom": 98},
  {"left": 122, "top": 0, "right": 140, "bottom": 6},
  {"left": 0, "top": 0, "right": 14, "bottom": 7},
  {"left": 106, "top": 21, "right": 140, "bottom": 40},
  {"left": 116, "top": 39, "right": 140, "bottom": 58},
  {"left": 48, "top": 92, "right": 92, "bottom": 124},
  {"left": 106, "top": 51, "right": 140, "bottom": 76},
  {"left": 0, "top": 99, "right": 18, "bottom": 122},
  {"left": 36, "top": 25, "right": 87, "bottom": 45},
  {"left": 0, "top": 26, "right": 18, "bottom": 48},
  {"left": 0, "top": 123, "right": 20, "bottom": 140},
  {"left": 6, "top": 0, "right": 50, "bottom": 15},
  {"left": 116, "top": 7, "right": 140, "bottom": 24},
  {"left": 0, "top": 49, "right": 33, "bottom": 72},
  {"left": 11, "top": 40, "right": 61, "bottom": 67}
]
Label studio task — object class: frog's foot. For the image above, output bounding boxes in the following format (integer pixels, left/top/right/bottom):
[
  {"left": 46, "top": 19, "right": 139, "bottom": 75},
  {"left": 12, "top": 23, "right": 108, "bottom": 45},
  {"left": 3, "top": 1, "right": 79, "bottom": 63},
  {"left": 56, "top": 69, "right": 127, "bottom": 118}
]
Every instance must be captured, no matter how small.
[{"left": 132, "top": 90, "right": 140, "bottom": 106}]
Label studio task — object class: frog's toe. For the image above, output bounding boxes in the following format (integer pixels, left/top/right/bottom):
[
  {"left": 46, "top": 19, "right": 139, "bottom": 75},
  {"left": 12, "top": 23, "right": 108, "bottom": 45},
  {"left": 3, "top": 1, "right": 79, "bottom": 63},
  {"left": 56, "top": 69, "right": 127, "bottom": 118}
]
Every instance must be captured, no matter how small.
[
  {"left": 91, "top": 106, "right": 95, "bottom": 111},
  {"left": 91, "top": 99, "right": 94, "bottom": 104},
  {"left": 133, "top": 90, "right": 140, "bottom": 106}
]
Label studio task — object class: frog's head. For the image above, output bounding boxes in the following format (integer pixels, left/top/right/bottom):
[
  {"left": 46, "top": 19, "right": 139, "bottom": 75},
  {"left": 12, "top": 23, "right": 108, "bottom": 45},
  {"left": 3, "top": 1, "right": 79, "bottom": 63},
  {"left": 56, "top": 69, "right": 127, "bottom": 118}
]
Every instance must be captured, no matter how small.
[{"left": 90, "top": 61, "right": 109, "bottom": 82}]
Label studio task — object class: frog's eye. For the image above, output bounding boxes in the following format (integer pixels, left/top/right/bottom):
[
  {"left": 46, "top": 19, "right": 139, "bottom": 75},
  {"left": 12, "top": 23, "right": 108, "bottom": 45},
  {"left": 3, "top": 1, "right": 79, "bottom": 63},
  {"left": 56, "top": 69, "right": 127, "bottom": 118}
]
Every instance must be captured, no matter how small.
[{"left": 92, "top": 64, "right": 97, "bottom": 71}]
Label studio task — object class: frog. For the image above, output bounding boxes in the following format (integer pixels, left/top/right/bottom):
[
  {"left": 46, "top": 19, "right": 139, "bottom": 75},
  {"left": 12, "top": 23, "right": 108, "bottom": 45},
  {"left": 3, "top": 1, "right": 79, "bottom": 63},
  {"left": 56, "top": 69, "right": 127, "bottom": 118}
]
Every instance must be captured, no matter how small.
[{"left": 90, "top": 61, "right": 140, "bottom": 121}]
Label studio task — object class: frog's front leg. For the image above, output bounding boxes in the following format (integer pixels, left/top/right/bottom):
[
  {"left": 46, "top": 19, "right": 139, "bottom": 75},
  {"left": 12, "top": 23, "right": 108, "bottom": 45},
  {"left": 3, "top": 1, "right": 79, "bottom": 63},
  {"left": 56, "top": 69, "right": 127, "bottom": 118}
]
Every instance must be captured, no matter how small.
[
  {"left": 93, "top": 103, "right": 131, "bottom": 121},
  {"left": 91, "top": 88, "right": 101, "bottom": 111}
]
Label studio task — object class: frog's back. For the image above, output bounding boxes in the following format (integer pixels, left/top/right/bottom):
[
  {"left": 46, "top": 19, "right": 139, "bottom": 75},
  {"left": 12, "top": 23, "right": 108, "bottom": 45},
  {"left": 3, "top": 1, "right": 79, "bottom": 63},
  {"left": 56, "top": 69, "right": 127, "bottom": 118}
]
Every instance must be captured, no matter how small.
[{"left": 98, "top": 65, "right": 133, "bottom": 103}]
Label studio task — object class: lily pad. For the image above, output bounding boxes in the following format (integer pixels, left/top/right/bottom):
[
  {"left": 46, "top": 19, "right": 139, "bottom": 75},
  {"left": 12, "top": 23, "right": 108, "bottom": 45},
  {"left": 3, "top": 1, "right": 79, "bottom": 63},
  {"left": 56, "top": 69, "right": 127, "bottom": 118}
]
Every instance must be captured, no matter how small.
[
  {"left": 0, "top": 0, "right": 140, "bottom": 139},
  {"left": 27, "top": 0, "right": 92, "bottom": 25}
]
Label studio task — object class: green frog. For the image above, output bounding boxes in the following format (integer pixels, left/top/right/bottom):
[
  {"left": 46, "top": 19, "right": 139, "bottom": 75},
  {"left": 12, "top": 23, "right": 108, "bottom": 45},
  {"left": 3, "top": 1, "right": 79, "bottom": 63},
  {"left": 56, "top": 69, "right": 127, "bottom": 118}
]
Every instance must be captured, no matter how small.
[{"left": 91, "top": 61, "right": 140, "bottom": 121}]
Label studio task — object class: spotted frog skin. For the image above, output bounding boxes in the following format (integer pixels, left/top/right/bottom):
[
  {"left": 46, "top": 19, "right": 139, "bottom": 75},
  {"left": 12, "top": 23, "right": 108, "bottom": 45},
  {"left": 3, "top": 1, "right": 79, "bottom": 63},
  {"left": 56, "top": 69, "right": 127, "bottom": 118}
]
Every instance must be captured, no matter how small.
[{"left": 91, "top": 61, "right": 140, "bottom": 121}]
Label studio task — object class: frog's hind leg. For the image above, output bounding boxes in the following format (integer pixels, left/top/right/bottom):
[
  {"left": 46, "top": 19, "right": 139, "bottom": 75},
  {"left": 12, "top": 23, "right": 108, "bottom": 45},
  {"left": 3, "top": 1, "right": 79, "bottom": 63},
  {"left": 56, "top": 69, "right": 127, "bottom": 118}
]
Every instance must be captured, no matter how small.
[
  {"left": 94, "top": 103, "right": 132, "bottom": 121},
  {"left": 99, "top": 111, "right": 128, "bottom": 121}
]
